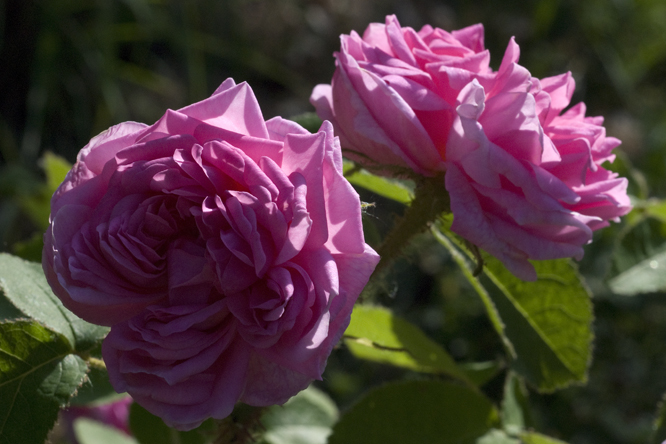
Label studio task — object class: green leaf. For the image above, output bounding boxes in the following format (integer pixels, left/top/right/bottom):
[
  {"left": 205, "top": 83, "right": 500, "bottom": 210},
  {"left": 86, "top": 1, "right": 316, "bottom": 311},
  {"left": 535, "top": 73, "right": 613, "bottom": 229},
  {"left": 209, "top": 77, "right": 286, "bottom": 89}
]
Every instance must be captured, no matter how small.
[
  {"left": 129, "top": 402, "right": 214, "bottom": 444},
  {"left": 500, "top": 372, "right": 531, "bottom": 434},
  {"left": 434, "top": 227, "right": 593, "bottom": 392},
  {"left": 260, "top": 385, "right": 338, "bottom": 444},
  {"left": 16, "top": 152, "right": 72, "bottom": 231},
  {"left": 460, "top": 361, "right": 504, "bottom": 388},
  {"left": 608, "top": 248, "right": 666, "bottom": 295},
  {"left": 0, "top": 320, "right": 88, "bottom": 444},
  {"left": 343, "top": 305, "right": 473, "bottom": 385},
  {"left": 75, "top": 418, "right": 139, "bottom": 444},
  {"left": 0, "top": 253, "right": 109, "bottom": 351},
  {"left": 11, "top": 232, "right": 44, "bottom": 263},
  {"left": 475, "top": 429, "right": 521, "bottom": 444},
  {"left": 483, "top": 257, "right": 593, "bottom": 392},
  {"left": 343, "top": 161, "right": 413, "bottom": 204},
  {"left": 627, "top": 198, "right": 666, "bottom": 227},
  {"left": 519, "top": 432, "right": 568, "bottom": 443},
  {"left": 42, "top": 151, "right": 72, "bottom": 194},
  {"left": 328, "top": 380, "right": 498, "bottom": 444},
  {"left": 70, "top": 365, "right": 122, "bottom": 406}
]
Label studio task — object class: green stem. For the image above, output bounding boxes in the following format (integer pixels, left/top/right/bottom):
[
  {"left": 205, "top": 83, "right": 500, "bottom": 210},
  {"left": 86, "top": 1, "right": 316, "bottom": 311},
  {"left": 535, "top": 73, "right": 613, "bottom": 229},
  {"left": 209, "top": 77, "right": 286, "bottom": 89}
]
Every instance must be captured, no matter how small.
[
  {"left": 214, "top": 405, "right": 267, "bottom": 444},
  {"left": 373, "top": 174, "right": 450, "bottom": 275}
]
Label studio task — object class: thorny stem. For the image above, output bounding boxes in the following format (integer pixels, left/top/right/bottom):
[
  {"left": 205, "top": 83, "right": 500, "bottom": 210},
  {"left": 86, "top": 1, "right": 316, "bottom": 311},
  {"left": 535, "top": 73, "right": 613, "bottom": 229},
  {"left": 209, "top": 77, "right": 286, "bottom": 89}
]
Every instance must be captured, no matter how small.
[{"left": 372, "top": 174, "right": 450, "bottom": 276}]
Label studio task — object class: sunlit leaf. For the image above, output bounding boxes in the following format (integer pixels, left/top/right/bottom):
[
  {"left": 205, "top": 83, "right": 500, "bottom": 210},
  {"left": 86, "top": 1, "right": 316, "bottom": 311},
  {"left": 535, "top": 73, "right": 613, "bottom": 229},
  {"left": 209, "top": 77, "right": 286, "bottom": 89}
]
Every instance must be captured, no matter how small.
[
  {"left": 42, "top": 151, "right": 71, "bottom": 194},
  {"left": 0, "top": 253, "right": 109, "bottom": 351},
  {"left": 328, "top": 380, "right": 498, "bottom": 444},
  {"left": 434, "top": 227, "right": 593, "bottom": 392},
  {"left": 519, "top": 432, "right": 569, "bottom": 443},
  {"left": 260, "top": 386, "right": 338, "bottom": 444},
  {"left": 342, "top": 161, "right": 413, "bottom": 204},
  {"left": 609, "top": 248, "right": 666, "bottom": 295},
  {"left": 0, "top": 320, "right": 88, "bottom": 444},
  {"left": 476, "top": 429, "right": 521, "bottom": 444},
  {"left": 344, "top": 305, "right": 473, "bottom": 385},
  {"left": 75, "top": 418, "right": 139, "bottom": 444},
  {"left": 501, "top": 372, "right": 531, "bottom": 434}
]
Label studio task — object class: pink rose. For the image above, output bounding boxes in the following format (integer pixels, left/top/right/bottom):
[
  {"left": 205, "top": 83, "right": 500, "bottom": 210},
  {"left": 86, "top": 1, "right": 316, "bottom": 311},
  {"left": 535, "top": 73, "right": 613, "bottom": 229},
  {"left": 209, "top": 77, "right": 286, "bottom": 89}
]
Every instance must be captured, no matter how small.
[
  {"left": 63, "top": 397, "right": 132, "bottom": 443},
  {"left": 43, "top": 79, "right": 379, "bottom": 430},
  {"left": 311, "top": 15, "right": 630, "bottom": 280}
]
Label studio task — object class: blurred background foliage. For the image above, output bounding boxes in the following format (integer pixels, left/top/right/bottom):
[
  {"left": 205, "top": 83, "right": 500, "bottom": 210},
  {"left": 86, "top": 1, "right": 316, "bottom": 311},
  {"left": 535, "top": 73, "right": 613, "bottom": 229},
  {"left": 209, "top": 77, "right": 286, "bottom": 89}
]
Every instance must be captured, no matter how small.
[{"left": 1, "top": 1, "right": 665, "bottom": 443}]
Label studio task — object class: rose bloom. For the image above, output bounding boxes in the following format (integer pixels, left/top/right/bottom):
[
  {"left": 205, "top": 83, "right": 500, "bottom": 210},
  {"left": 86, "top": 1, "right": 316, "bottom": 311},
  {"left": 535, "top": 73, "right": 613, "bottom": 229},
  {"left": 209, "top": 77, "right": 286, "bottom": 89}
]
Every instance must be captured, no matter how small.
[
  {"left": 43, "top": 79, "right": 379, "bottom": 430},
  {"left": 311, "top": 15, "right": 631, "bottom": 280}
]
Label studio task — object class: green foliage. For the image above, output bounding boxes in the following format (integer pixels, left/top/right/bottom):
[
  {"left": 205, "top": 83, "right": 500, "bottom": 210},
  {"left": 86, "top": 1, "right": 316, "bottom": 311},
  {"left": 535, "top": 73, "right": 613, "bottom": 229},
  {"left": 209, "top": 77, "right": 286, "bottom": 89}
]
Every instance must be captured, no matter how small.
[
  {"left": 485, "top": 257, "right": 593, "bottom": 392},
  {"left": 0, "top": 320, "right": 88, "bottom": 444},
  {"left": 460, "top": 361, "right": 505, "bottom": 388},
  {"left": 0, "top": 253, "right": 108, "bottom": 351},
  {"left": 328, "top": 380, "right": 499, "bottom": 444},
  {"left": 289, "top": 112, "right": 323, "bottom": 134},
  {"left": 42, "top": 152, "right": 72, "bottom": 194},
  {"left": 500, "top": 371, "right": 536, "bottom": 439},
  {"left": 475, "top": 429, "right": 521, "bottom": 444},
  {"left": 344, "top": 304, "right": 473, "bottom": 385},
  {"left": 129, "top": 403, "right": 215, "bottom": 444},
  {"left": 650, "top": 391, "right": 666, "bottom": 444},
  {"left": 343, "top": 161, "right": 413, "bottom": 204},
  {"left": 519, "top": 432, "right": 568, "bottom": 444},
  {"left": 260, "top": 386, "right": 338, "bottom": 444},
  {"left": 434, "top": 227, "right": 593, "bottom": 392},
  {"left": 70, "top": 366, "right": 123, "bottom": 406},
  {"left": 75, "top": 418, "right": 139, "bottom": 444},
  {"left": 12, "top": 152, "right": 72, "bottom": 233}
]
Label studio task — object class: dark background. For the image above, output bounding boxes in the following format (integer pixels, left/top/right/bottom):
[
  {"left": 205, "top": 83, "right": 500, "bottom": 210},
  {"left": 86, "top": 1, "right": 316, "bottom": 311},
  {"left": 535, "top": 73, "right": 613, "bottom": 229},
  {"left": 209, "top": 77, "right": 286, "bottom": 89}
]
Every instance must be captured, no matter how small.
[{"left": 1, "top": 1, "right": 666, "bottom": 443}]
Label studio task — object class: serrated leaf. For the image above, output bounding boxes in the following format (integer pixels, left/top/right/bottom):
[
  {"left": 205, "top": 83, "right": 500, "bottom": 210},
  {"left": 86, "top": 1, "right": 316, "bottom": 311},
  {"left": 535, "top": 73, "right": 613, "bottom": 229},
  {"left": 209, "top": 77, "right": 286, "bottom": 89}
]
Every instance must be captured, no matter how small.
[
  {"left": 75, "top": 418, "right": 139, "bottom": 444},
  {"left": 483, "top": 257, "right": 593, "bottom": 392},
  {"left": 0, "top": 253, "right": 109, "bottom": 351},
  {"left": 434, "top": 227, "right": 593, "bottom": 392},
  {"left": 129, "top": 402, "right": 214, "bottom": 444},
  {"left": 343, "top": 161, "right": 413, "bottom": 204},
  {"left": 343, "top": 305, "right": 473, "bottom": 385},
  {"left": 519, "top": 432, "right": 568, "bottom": 443},
  {"left": 608, "top": 248, "right": 666, "bottom": 295},
  {"left": 0, "top": 320, "right": 88, "bottom": 444},
  {"left": 70, "top": 365, "right": 122, "bottom": 406},
  {"left": 328, "top": 380, "right": 498, "bottom": 444},
  {"left": 260, "top": 386, "right": 338, "bottom": 444}
]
